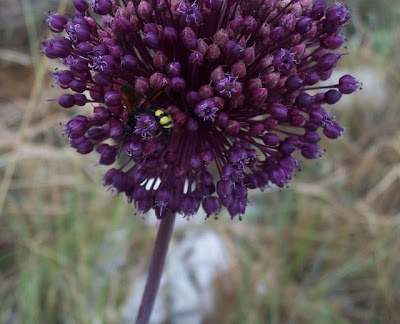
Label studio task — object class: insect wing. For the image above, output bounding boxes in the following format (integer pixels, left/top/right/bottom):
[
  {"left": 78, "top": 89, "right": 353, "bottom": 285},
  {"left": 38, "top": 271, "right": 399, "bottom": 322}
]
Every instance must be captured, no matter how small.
[
  {"left": 120, "top": 84, "right": 141, "bottom": 114},
  {"left": 142, "top": 85, "right": 168, "bottom": 108}
]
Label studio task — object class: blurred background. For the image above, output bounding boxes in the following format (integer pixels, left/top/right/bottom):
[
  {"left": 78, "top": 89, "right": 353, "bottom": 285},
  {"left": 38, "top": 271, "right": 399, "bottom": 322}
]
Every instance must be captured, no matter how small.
[{"left": 1, "top": 0, "right": 400, "bottom": 323}]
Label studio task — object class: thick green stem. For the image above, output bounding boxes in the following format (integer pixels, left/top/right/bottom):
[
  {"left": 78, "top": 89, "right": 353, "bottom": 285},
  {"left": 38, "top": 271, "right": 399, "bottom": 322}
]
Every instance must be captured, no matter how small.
[{"left": 135, "top": 213, "right": 176, "bottom": 324}]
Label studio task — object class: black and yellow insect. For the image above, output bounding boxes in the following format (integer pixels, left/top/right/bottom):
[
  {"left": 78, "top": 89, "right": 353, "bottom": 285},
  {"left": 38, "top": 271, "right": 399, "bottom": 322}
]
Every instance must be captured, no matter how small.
[{"left": 118, "top": 84, "right": 173, "bottom": 156}]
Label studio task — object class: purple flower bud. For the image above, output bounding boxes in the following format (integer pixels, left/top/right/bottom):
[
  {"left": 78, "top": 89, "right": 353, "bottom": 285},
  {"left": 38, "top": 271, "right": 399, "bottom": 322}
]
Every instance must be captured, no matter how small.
[
  {"left": 310, "top": 0, "right": 327, "bottom": 19},
  {"left": 227, "top": 198, "right": 246, "bottom": 219},
  {"left": 110, "top": 118, "right": 125, "bottom": 138},
  {"left": 324, "top": 89, "right": 342, "bottom": 104},
  {"left": 58, "top": 94, "right": 76, "bottom": 108},
  {"left": 111, "top": 170, "right": 132, "bottom": 192},
  {"left": 42, "top": 37, "right": 72, "bottom": 59},
  {"left": 304, "top": 72, "right": 320, "bottom": 85},
  {"left": 212, "top": 29, "right": 228, "bottom": 49},
  {"left": 321, "top": 35, "right": 345, "bottom": 50},
  {"left": 296, "top": 17, "right": 313, "bottom": 34},
  {"left": 76, "top": 139, "right": 94, "bottom": 154},
  {"left": 338, "top": 74, "right": 360, "bottom": 94},
  {"left": 171, "top": 77, "right": 186, "bottom": 92},
  {"left": 243, "top": 16, "right": 257, "bottom": 35},
  {"left": 156, "top": 188, "right": 172, "bottom": 208},
  {"left": 92, "top": 0, "right": 113, "bottom": 15},
  {"left": 199, "top": 85, "right": 214, "bottom": 99},
  {"left": 65, "top": 56, "right": 88, "bottom": 73},
  {"left": 287, "top": 111, "right": 303, "bottom": 127},
  {"left": 215, "top": 112, "right": 228, "bottom": 127},
  {"left": 204, "top": 0, "right": 222, "bottom": 10},
  {"left": 264, "top": 117, "right": 278, "bottom": 131},
  {"left": 189, "top": 51, "right": 204, "bottom": 66},
  {"left": 65, "top": 22, "right": 91, "bottom": 42},
  {"left": 252, "top": 88, "right": 269, "bottom": 104},
  {"left": 279, "top": 140, "right": 296, "bottom": 155},
  {"left": 74, "top": 0, "right": 89, "bottom": 13},
  {"left": 231, "top": 61, "right": 246, "bottom": 78},
  {"left": 225, "top": 120, "right": 240, "bottom": 135},
  {"left": 270, "top": 103, "right": 288, "bottom": 119},
  {"left": 285, "top": 75, "right": 303, "bottom": 90},
  {"left": 111, "top": 17, "right": 131, "bottom": 35},
  {"left": 149, "top": 74, "right": 168, "bottom": 91},
  {"left": 217, "top": 180, "right": 232, "bottom": 197},
  {"left": 224, "top": 40, "right": 245, "bottom": 61},
  {"left": 186, "top": 91, "right": 201, "bottom": 106},
  {"left": 163, "top": 27, "right": 179, "bottom": 43},
  {"left": 250, "top": 123, "right": 264, "bottom": 136},
  {"left": 137, "top": 197, "right": 154, "bottom": 214},
  {"left": 137, "top": 0, "right": 153, "bottom": 20},
  {"left": 206, "top": 44, "right": 221, "bottom": 61},
  {"left": 62, "top": 115, "right": 88, "bottom": 138},
  {"left": 70, "top": 79, "right": 86, "bottom": 93},
  {"left": 263, "top": 133, "right": 279, "bottom": 146},
  {"left": 93, "top": 73, "right": 111, "bottom": 86},
  {"left": 318, "top": 53, "right": 341, "bottom": 71},
  {"left": 301, "top": 143, "right": 321, "bottom": 159},
  {"left": 104, "top": 91, "right": 122, "bottom": 106},
  {"left": 52, "top": 70, "right": 74, "bottom": 87},
  {"left": 166, "top": 61, "right": 181, "bottom": 77},
  {"left": 180, "top": 27, "right": 197, "bottom": 50},
  {"left": 143, "top": 32, "right": 159, "bottom": 49},
  {"left": 323, "top": 122, "right": 343, "bottom": 139},
  {"left": 152, "top": 51, "right": 168, "bottom": 69},
  {"left": 103, "top": 168, "right": 118, "bottom": 186},
  {"left": 74, "top": 94, "right": 88, "bottom": 106},
  {"left": 76, "top": 42, "right": 94, "bottom": 54},
  {"left": 190, "top": 155, "right": 202, "bottom": 169},
  {"left": 228, "top": 148, "right": 248, "bottom": 169},
  {"left": 202, "top": 196, "right": 221, "bottom": 218},
  {"left": 93, "top": 106, "right": 110, "bottom": 120},
  {"left": 230, "top": 15, "right": 243, "bottom": 34},
  {"left": 125, "top": 141, "right": 143, "bottom": 157},
  {"left": 46, "top": 13, "right": 68, "bottom": 33},
  {"left": 109, "top": 45, "right": 124, "bottom": 59},
  {"left": 176, "top": 1, "right": 203, "bottom": 28},
  {"left": 303, "top": 131, "right": 321, "bottom": 144},
  {"left": 186, "top": 118, "right": 199, "bottom": 132},
  {"left": 134, "top": 77, "right": 150, "bottom": 95},
  {"left": 270, "top": 27, "right": 284, "bottom": 41},
  {"left": 180, "top": 195, "right": 200, "bottom": 216},
  {"left": 295, "top": 93, "right": 313, "bottom": 108},
  {"left": 96, "top": 143, "right": 117, "bottom": 165},
  {"left": 325, "top": 3, "right": 350, "bottom": 25}
]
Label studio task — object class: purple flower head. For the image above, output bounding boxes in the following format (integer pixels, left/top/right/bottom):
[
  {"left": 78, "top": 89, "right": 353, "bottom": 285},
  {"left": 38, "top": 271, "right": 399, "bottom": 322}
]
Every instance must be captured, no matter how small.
[{"left": 45, "top": 0, "right": 357, "bottom": 220}]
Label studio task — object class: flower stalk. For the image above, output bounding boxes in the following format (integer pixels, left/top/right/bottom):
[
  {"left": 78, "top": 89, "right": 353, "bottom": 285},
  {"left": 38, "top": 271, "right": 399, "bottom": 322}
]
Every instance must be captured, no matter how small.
[{"left": 135, "top": 212, "right": 176, "bottom": 324}]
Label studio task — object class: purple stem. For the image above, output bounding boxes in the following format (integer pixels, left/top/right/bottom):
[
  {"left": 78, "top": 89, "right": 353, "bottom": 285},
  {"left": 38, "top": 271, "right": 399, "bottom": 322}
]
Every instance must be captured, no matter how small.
[{"left": 135, "top": 212, "right": 176, "bottom": 324}]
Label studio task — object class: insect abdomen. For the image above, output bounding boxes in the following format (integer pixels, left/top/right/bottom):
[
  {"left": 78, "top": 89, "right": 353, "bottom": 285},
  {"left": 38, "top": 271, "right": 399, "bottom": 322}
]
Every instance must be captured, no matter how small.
[{"left": 154, "top": 109, "right": 173, "bottom": 139}]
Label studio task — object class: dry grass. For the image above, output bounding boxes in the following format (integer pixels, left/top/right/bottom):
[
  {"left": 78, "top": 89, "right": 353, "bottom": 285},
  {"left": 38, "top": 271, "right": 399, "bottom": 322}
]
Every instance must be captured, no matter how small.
[{"left": 1, "top": 1, "right": 400, "bottom": 323}]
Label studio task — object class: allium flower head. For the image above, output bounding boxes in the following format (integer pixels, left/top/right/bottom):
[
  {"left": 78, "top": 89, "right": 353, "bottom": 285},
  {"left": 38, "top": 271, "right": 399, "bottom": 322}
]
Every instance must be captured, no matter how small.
[{"left": 44, "top": 0, "right": 358, "bottom": 220}]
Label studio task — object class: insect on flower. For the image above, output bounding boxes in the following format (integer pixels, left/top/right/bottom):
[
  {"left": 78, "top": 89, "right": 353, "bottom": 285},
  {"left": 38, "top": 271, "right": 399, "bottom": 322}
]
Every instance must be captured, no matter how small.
[{"left": 118, "top": 84, "right": 173, "bottom": 157}]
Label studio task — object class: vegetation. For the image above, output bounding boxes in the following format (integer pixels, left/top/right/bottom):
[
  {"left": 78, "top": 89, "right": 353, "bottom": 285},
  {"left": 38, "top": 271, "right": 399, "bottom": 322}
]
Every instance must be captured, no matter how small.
[{"left": 1, "top": 0, "right": 399, "bottom": 322}]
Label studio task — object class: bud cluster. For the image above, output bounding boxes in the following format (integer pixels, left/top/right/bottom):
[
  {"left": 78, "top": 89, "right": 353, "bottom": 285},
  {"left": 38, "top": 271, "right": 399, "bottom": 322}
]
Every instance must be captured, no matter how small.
[{"left": 43, "top": 0, "right": 359, "bottom": 219}]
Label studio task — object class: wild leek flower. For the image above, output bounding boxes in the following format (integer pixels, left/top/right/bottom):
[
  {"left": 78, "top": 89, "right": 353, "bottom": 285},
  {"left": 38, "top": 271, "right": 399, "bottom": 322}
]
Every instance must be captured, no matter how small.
[{"left": 43, "top": 0, "right": 358, "bottom": 220}]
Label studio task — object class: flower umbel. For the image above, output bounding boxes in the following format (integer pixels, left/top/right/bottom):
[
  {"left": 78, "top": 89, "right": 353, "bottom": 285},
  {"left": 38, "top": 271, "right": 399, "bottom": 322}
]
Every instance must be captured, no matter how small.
[{"left": 44, "top": 0, "right": 358, "bottom": 220}]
